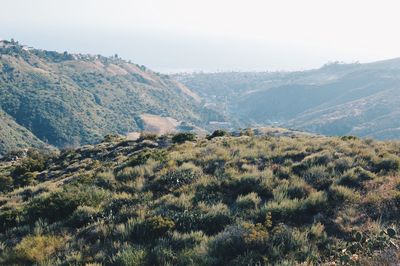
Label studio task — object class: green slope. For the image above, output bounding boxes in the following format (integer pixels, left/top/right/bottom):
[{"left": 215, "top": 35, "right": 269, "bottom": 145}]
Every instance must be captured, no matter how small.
[
  {"left": 0, "top": 109, "right": 48, "bottom": 155},
  {"left": 0, "top": 40, "right": 224, "bottom": 150}
]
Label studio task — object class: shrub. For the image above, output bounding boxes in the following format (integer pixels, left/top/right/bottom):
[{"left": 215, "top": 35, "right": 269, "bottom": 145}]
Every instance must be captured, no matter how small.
[
  {"left": 138, "top": 132, "right": 158, "bottom": 141},
  {"left": 11, "top": 155, "right": 46, "bottom": 178},
  {"left": 236, "top": 192, "right": 262, "bottom": 211},
  {"left": 27, "top": 186, "right": 109, "bottom": 223},
  {"left": 302, "top": 165, "right": 332, "bottom": 190},
  {"left": 111, "top": 245, "right": 147, "bottom": 266},
  {"left": 208, "top": 225, "right": 247, "bottom": 262},
  {"left": 14, "top": 171, "right": 38, "bottom": 187},
  {"left": 333, "top": 157, "right": 354, "bottom": 173},
  {"left": 131, "top": 216, "right": 175, "bottom": 241},
  {"left": 222, "top": 175, "right": 261, "bottom": 202},
  {"left": 265, "top": 191, "right": 328, "bottom": 223},
  {"left": 328, "top": 184, "right": 361, "bottom": 203},
  {"left": 68, "top": 206, "right": 99, "bottom": 227},
  {"left": 95, "top": 170, "right": 116, "bottom": 189},
  {"left": 14, "top": 235, "right": 65, "bottom": 264},
  {"left": 116, "top": 167, "right": 138, "bottom": 182},
  {"left": 148, "top": 244, "right": 177, "bottom": 265},
  {"left": 207, "top": 130, "right": 229, "bottom": 140},
  {"left": 0, "top": 207, "right": 23, "bottom": 232},
  {"left": 208, "top": 222, "right": 269, "bottom": 264},
  {"left": 172, "top": 132, "right": 196, "bottom": 144},
  {"left": 127, "top": 149, "right": 167, "bottom": 167},
  {"left": 102, "top": 134, "right": 121, "bottom": 143},
  {"left": 150, "top": 166, "right": 201, "bottom": 193},
  {"left": 374, "top": 155, "right": 400, "bottom": 173},
  {"left": 27, "top": 191, "right": 80, "bottom": 223},
  {"left": 338, "top": 167, "right": 376, "bottom": 187},
  {"left": 0, "top": 174, "right": 13, "bottom": 192},
  {"left": 199, "top": 203, "right": 232, "bottom": 235}
]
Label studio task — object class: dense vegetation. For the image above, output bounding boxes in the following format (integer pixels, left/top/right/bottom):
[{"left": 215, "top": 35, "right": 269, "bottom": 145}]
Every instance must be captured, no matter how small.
[
  {"left": 1, "top": 131, "right": 399, "bottom": 265},
  {"left": 175, "top": 60, "right": 400, "bottom": 140},
  {"left": 0, "top": 110, "right": 49, "bottom": 154},
  {"left": 0, "top": 40, "right": 224, "bottom": 154}
]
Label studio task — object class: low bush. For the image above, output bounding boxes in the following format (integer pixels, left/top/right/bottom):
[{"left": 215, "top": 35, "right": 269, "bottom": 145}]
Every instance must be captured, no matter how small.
[
  {"left": 374, "top": 155, "right": 400, "bottom": 173},
  {"left": 131, "top": 216, "right": 175, "bottom": 241},
  {"left": 207, "top": 130, "right": 229, "bottom": 140},
  {"left": 111, "top": 245, "right": 147, "bottom": 266},
  {"left": 338, "top": 167, "right": 376, "bottom": 187},
  {"left": 14, "top": 235, "right": 65, "bottom": 264},
  {"left": 172, "top": 132, "right": 196, "bottom": 144}
]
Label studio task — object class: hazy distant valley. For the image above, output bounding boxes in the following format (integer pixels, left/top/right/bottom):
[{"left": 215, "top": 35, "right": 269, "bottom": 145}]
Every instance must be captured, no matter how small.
[{"left": 175, "top": 59, "right": 400, "bottom": 140}]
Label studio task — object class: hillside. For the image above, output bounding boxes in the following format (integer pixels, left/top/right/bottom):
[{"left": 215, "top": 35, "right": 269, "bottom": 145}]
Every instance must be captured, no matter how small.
[
  {"left": 0, "top": 40, "right": 224, "bottom": 153},
  {"left": 0, "top": 109, "right": 50, "bottom": 155},
  {"left": 1, "top": 132, "right": 399, "bottom": 265},
  {"left": 175, "top": 60, "right": 400, "bottom": 139}
]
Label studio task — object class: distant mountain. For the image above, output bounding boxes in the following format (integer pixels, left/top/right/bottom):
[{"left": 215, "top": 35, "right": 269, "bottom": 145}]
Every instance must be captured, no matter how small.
[
  {"left": 0, "top": 40, "right": 224, "bottom": 154},
  {"left": 175, "top": 59, "right": 400, "bottom": 139}
]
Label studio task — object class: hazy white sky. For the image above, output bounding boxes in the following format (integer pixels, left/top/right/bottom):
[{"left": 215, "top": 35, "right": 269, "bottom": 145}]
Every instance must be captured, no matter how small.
[{"left": 1, "top": 0, "right": 400, "bottom": 72}]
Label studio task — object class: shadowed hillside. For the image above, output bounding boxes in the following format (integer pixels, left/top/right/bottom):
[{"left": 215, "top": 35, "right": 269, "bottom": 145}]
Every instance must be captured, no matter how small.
[{"left": 0, "top": 110, "right": 50, "bottom": 155}]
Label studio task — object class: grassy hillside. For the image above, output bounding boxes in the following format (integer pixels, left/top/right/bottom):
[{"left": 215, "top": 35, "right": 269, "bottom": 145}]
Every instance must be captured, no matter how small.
[
  {"left": 1, "top": 132, "right": 399, "bottom": 265},
  {"left": 175, "top": 60, "right": 400, "bottom": 139},
  {"left": 0, "top": 109, "right": 50, "bottom": 155},
  {"left": 0, "top": 40, "right": 224, "bottom": 152}
]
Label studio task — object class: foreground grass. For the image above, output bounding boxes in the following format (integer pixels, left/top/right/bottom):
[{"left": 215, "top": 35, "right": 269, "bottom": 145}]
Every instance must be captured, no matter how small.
[{"left": 0, "top": 132, "right": 400, "bottom": 265}]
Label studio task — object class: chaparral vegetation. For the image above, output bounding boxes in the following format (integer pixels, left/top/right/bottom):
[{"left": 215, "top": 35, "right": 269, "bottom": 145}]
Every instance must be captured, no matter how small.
[{"left": 1, "top": 131, "right": 399, "bottom": 265}]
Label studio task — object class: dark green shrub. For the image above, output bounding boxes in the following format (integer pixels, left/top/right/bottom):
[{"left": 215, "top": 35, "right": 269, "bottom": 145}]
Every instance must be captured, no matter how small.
[
  {"left": 333, "top": 157, "right": 354, "bottom": 173},
  {"left": 338, "top": 167, "right": 376, "bottom": 187},
  {"left": 208, "top": 223, "right": 269, "bottom": 264},
  {"left": 150, "top": 168, "right": 200, "bottom": 193},
  {"left": 0, "top": 174, "right": 13, "bottom": 192},
  {"left": 200, "top": 212, "right": 232, "bottom": 235},
  {"left": 68, "top": 206, "right": 99, "bottom": 227},
  {"left": 286, "top": 185, "right": 310, "bottom": 199},
  {"left": 132, "top": 216, "right": 175, "bottom": 241},
  {"left": 12, "top": 158, "right": 45, "bottom": 177},
  {"left": 26, "top": 191, "right": 79, "bottom": 223},
  {"left": 138, "top": 132, "right": 158, "bottom": 141},
  {"left": 14, "top": 172, "right": 38, "bottom": 187},
  {"left": 102, "top": 134, "right": 121, "bottom": 143},
  {"left": 302, "top": 165, "right": 333, "bottom": 190},
  {"left": 340, "top": 136, "right": 358, "bottom": 141},
  {"left": 194, "top": 181, "right": 224, "bottom": 204},
  {"left": 374, "top": 155, "right": 400, "bottom": 173},
  {"left": 221, "top": 176, "right": 261, "bottom": 202},
  {"left": 111, "top": 245, "right": 147, "bottom": 266},
  {"left": 172, "top": 132, "right": 196, "bottom": 144},
  {"left": 127, "top": 149, "right": 167, "bottom": 167},
  {"left": 207, "top": 130, "right": 229, "bottom": 140},
  {"left": 208, "top": 225, "right": 247, "bottom": 262},
  {"left": 0, "top": 207, "right": 22, "bottom": 232},
  {"left": 26, "top": 186, "right": 109, "bottom": 223}
]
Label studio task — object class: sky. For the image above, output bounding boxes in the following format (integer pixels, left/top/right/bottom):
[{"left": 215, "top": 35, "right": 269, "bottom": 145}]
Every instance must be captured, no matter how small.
[{"left": 1, "top": 0, "right": 400, "bottom": 72}]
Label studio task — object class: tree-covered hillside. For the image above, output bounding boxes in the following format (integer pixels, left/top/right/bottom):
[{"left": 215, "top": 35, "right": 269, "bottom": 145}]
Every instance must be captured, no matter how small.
[
  {"left": 0, "top": 40, "right": 224, "bottom": 153},
  {"left": 1, "top": 132, "right": 399, "bottom": 265},
  {"left": 0, "top": 110, "right": 50, "bottom": 155}
]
